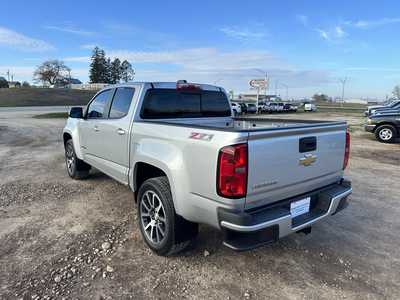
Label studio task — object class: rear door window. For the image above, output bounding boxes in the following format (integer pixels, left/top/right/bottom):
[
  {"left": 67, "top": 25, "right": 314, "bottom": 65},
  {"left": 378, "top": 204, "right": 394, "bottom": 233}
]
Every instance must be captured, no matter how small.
[{"left": 109, "top": 87, "right": 135, "bottom": 118}]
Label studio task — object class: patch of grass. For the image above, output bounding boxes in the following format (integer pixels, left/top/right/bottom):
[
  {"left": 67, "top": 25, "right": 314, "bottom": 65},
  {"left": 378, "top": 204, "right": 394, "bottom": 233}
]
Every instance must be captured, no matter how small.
[
  {"left": 33, "top": 112, "right": 68, "bottom": 119},
  {"left": 0, "top": 88, "right": 96, "bottom": 107},
  {"left": 316, "top": 107, "right": 365, "bottom": 114}
]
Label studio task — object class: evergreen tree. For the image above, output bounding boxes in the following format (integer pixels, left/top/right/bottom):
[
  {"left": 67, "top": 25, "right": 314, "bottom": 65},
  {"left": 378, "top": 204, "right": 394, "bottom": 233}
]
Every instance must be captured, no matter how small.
[
  {"left": 120, "top": 60, "right": 134, "bottom": 83},
  {"left": 105, "top": 57, "right": 112, "bottom": 84},
  {"left": 110, "top": 58, "right": 122, "bottom": 84},
  {"left": 89, "top": 47, "right": 108, "bottom": 83}
]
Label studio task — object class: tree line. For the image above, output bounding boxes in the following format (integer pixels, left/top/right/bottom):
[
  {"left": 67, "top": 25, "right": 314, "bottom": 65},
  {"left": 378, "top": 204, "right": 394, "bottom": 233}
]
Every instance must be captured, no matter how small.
[
  {"left": 89, "top": 47, "right": 134, "bottom": 84},
  {"left": 31, "top": 46, "right": 134, "bottom": 86}
]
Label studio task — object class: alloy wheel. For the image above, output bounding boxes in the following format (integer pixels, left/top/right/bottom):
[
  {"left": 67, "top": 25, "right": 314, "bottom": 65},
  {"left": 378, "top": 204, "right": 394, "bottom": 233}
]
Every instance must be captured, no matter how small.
[{"left": 140, "top": 190, "right": 167, "bottom": 245}]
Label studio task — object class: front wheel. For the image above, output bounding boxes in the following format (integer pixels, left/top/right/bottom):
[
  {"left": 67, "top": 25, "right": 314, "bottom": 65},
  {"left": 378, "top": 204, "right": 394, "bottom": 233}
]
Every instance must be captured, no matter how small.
[
  {"left": 137, "top": 176, "right": 198, "bottom": 256},
  {"left": 375, "top": 125, "right": 397, "bottom": 143}
]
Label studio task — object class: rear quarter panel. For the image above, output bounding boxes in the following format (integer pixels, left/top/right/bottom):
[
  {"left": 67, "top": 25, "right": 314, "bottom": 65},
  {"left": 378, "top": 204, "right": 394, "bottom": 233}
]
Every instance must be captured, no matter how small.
[{"left": 130, "top": 121, "right": 248, "bottom": 226}]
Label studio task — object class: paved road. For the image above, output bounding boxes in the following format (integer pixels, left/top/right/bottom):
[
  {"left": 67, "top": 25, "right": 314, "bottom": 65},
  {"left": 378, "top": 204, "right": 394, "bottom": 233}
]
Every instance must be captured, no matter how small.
[{"left": 0, "top": 106, "right": 75, "bottom": 113}]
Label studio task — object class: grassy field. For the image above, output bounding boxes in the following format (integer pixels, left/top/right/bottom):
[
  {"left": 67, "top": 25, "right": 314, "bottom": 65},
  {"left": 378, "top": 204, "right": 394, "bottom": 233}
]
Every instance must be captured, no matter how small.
[
  {"left": 0, "top": 88, "right": 96, "bottom": 107},
  {"left": 33, "top": 112, "right": 69, "bottom": 119}
]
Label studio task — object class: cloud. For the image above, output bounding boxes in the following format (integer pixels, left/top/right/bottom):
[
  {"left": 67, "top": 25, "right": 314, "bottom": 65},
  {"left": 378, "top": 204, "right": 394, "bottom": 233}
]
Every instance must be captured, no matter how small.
[
  {"left": 346, "top": 17, "right": 400, "bottom": 29},
  {"left": 344, "top": 67, "right": 400, "bottom": 72},
  {"left": 64, "top": 56, "right": 90, "bottom": 63},
  {"left": 109, "top": 48, "right": 332, "bottom": 90},
  {"left": 335, "top": 26, "right": 346, "bottom": 38},
  {"left": 80, "top": 44, "right": 98, "bottom": 50},
  {"left": 106, "top": 48, "right": 285, "bottom": 71},
  {"left": 316, "top": 26, "right": 347, "bottom": 41},
  {"left": 220, "top": 25, "right": 268, "bottom": 41},
  {"left": 62, "top": 47, "right": 333, "bottom": 92},
  {"left": 0, "top": 26, "right": 55, "bottom": 52},
  {"left": 296, "top": 15, "right": 309, "bottom": 26},
  {"left": 43, "top": 25, "right": 95, "bottom": 36},
  {"left": 316, "top": 29, "right": 330, "bottom": 40}
]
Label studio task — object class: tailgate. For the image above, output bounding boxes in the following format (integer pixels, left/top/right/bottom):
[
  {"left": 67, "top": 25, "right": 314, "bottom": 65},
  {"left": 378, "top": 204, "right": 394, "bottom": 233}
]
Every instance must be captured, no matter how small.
[{"left": 245, "top": 123, "right": 347, "bottom": 210}]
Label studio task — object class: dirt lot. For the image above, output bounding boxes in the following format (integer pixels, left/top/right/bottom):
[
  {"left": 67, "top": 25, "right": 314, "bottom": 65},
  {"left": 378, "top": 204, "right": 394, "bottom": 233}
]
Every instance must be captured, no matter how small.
[{"left": 1, "top": 110, "right": 399, "bottom": 300}]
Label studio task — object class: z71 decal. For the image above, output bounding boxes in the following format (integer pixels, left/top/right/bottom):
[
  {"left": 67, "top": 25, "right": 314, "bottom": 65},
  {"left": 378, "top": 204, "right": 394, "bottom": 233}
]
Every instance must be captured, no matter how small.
[{"left": 189, "top": 132, "right": 214, "bottom": 141}]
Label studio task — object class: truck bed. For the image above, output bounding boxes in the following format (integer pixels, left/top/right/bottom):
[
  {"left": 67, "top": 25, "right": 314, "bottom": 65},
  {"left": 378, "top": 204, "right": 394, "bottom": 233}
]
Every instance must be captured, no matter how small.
[
  {"left": 144, "top": 117, "right": 346, "bottom": 132},
  {"left": 140, "top": 116, "right": 347, "bottom": 210}
]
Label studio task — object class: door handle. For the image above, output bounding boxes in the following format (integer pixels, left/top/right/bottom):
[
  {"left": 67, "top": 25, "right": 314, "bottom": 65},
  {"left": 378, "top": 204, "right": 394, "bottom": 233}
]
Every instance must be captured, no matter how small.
[
  {"left": 93, "top": 125, "right": 100, "bottom": 132},
  {"left": 117, "top": 128, "right": 126, "bottom": 135}
]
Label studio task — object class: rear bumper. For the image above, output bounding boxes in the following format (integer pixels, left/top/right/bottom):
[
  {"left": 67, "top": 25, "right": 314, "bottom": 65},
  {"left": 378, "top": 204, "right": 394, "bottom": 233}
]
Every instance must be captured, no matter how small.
[
  {"left": 364, "top": 124, "right": 376, "bottom": 132},
  {"left": 218, "top": 180, "right": 352, "bottom": 251}
]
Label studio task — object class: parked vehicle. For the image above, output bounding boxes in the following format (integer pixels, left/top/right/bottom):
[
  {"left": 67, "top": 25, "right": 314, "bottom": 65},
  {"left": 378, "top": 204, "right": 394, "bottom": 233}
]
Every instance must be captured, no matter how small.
[
  {"left": 365, "top": 112, "right": 400, "bottom": 143},
  {"left": 266, "top": 102, "right": 283, "bottom": 113},
  {"left": 283, "top": 103, "right": 298, "bottom": 112},
  {"left": 231, "top": 102, "right": 242, "bottom": 116},
  {"left": 63, "top": 81, "right": 352, "bottom": 255},
  {"left": 246, "top": 103, "right": 257, "bottom": 114},
  {"left": 238, "top": 103, "right": 247, "bottom": 114},
  {"left": 304, "top": 102, "right": 317, "bottom": 112},
  {"left": 276, "top": 102, "right": 285, "bottom": 112},
  {"left": 365, "top": 100, "right": 400, "bottom": 116}
]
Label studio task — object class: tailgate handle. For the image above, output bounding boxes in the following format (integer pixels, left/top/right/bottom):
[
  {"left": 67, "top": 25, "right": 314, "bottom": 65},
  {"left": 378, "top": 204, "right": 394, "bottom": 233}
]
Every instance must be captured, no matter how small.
[{"left": 299, "top": 137, "right": 317, "bottom": 153}]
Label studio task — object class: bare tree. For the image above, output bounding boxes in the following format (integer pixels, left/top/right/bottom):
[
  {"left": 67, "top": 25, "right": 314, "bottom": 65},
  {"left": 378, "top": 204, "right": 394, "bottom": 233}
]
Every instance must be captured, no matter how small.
[{"left": 33, "top": 60, "right": 71, "bottom": 86}]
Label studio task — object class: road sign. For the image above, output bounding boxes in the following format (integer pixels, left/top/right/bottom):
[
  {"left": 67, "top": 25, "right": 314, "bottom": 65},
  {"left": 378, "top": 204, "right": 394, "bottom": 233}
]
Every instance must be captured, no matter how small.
[{"left": 249, "top": 79, "right": 268, "bottom": 89}]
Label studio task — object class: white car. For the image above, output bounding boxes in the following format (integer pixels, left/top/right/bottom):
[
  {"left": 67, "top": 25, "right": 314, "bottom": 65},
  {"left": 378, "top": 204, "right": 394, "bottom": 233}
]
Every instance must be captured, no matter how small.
[
  {"left": 304, "top": 103, "right": 317, "bottom": 112},
  {"left": 231, "top": 102, "right": 242, "bottom": 115}
]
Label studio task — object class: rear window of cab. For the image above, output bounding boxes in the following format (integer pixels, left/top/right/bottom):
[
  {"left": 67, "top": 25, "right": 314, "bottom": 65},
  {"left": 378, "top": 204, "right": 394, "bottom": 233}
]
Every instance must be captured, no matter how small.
[{"left": 141, "top": 88, "right": 231, "bottom": 119}]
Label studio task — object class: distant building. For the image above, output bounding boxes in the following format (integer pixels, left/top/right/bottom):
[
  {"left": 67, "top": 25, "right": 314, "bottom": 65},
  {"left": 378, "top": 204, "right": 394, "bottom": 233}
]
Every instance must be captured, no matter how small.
[
  {"left": 237, "top": 94, "right": 281, "bottom": 103},
  {"left": 70, "top": 83, "right": 108, "bottom": 91},
  {"left": 333, "top": 97, "right": 369, "bottom": 105},
  {"left": 344, "top": 99, "right": 368, "bottom": 105},
  {"left": 54, "top": 78, "right": 82, "bottom": 88},
  {"left": 8, "top": 81, "right": 21, "bottom": 88}
]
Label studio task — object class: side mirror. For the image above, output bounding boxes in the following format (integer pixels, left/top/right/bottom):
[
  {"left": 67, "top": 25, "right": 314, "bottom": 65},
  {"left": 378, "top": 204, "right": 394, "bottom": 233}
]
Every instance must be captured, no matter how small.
[{"left": 69, "top": 107, "right": 83, "bottom": 118}]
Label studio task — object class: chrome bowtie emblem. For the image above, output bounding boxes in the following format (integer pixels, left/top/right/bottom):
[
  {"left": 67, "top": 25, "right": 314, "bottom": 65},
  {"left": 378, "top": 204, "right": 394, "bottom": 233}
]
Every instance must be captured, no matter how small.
[{"left": 299, "top": 154, "right": 317, "bottom": 166}]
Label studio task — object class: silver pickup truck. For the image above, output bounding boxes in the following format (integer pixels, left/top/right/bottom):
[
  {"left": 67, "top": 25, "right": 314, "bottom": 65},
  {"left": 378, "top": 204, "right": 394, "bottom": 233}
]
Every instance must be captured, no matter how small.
[{"left": 63, "top": 81, "right": 352, "bottom": 255}]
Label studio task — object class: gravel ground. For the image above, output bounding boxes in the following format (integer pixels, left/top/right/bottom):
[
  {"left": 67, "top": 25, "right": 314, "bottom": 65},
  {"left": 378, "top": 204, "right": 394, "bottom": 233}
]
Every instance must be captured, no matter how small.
[{"left": 0, "top": 110, "right": 399, "bottom": 299}]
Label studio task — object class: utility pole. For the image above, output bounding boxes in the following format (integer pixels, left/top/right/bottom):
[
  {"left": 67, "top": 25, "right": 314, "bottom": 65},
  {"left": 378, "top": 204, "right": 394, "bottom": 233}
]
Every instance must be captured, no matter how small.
[
  {"left": 6, "top": 69, "right": 10, "bottom": 82},
  {"left": 275, "top": 80, "right": 279, "bottom": 97},
  {"left": 254, "top": 68, "right": 268, "bottom": 96},
  {"left": 339, "top": 77, "right": 347, "bottom": 106},
  {"left": 280, "top": 83, "right": 289, "bottom": 101}
]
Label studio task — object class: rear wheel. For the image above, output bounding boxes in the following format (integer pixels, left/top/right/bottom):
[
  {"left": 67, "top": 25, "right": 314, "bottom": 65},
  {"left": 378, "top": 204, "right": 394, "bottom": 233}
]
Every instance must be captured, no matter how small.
[
  {"left": 137, "top": 176, "right": 198, "bottom": 256},
  {"left": 65, "top": 139, "right": 91, "bottom": 179},
  {"left": 375, "top": 125, "right": 397, "bottom": 143}
]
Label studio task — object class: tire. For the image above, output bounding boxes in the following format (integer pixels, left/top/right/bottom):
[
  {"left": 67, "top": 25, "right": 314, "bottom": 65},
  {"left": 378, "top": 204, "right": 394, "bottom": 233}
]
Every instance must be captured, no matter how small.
[
  {"left": 375, "top": 125, "right": 397, "bottom": 143},
  {"left": 137, "top": 176, "right": 198, "bottom": 256},
  {"left": 64, "top": 139, "right": 91, "bottom": 179}
]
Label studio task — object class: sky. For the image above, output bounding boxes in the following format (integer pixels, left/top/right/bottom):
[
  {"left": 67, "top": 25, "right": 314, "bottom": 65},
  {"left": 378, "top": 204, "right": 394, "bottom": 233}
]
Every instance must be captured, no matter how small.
[{"left": 1, "top": 0, "right": 400, "bottom": 99}]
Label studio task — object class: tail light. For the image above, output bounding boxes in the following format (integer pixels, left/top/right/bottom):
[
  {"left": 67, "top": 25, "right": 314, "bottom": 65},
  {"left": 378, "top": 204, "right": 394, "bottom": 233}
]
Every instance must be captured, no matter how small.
[
  {"left": 217, "top": 143, "right": 248, "bottom": 198},
  {"left": 343, "top": 128, "right": 350, "bottom": 170}
]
